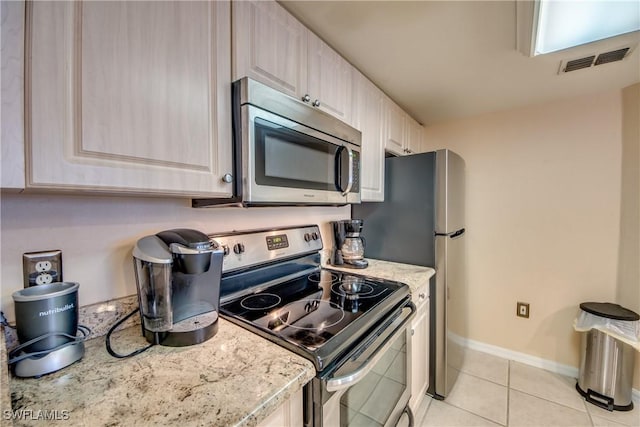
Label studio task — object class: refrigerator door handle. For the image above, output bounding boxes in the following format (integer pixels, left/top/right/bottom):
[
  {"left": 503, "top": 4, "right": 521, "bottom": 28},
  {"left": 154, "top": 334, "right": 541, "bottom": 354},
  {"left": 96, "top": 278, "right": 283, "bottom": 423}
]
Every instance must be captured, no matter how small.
[{"left": 435, "top": 228, "right": 465, "bottom": 239}]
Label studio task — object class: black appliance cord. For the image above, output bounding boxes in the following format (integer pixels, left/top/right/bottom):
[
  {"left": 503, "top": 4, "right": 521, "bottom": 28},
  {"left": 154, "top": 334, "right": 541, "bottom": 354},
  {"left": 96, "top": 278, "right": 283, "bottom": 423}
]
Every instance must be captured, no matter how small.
[
  {"left": 105, "top": 307, "right": 154, "bottom": 358},
  {"left": 0, "top": 311, "right": 15, "bottom": 329},
  {"left": 7, "top": 325, "right": 91, "bottom": 365}
]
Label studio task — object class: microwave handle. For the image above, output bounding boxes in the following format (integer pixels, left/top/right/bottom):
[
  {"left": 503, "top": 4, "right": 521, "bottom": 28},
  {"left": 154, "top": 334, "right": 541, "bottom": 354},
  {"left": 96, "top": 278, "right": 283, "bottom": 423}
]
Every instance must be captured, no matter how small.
[{"left": 340, "top": 145, "right": 354, "bottom": 196}]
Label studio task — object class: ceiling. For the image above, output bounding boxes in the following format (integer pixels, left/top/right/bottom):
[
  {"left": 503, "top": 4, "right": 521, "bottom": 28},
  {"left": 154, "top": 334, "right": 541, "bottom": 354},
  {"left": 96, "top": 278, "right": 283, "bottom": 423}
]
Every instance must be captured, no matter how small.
[{"left": 279, "top": 1, "right": 640, "bottom": 126}]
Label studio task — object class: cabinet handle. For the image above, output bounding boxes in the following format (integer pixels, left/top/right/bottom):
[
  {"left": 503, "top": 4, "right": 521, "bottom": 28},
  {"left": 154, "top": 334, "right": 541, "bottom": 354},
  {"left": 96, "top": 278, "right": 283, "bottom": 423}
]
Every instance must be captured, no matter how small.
[
  {"left": 312, "top": 99, "right": 321, "bottom": 107},
  {"left": 419, "top": 293, "right": 426, "bottom": 300},
  {"left": 302, "top": 94, "right": 311, "bottom": 103},
  {"left": 222, "top": 173, "right": 233, "bottom": 183}
]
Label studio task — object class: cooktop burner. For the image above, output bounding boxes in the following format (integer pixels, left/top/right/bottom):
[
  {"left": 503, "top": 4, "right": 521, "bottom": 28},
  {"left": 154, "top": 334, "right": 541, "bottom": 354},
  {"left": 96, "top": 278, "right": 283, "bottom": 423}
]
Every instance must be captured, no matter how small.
[
  {"left": 220, "top": 266, "right": 408, "bottom": 368},
  {"left": 308, "top": 271, "right": 338, "bottom": 284},
  {"left": 213, "top": 225, "right": 411, "bottom": 371},
  {"left": 240, "top": 293, "right": 282, "bottom": 311}
]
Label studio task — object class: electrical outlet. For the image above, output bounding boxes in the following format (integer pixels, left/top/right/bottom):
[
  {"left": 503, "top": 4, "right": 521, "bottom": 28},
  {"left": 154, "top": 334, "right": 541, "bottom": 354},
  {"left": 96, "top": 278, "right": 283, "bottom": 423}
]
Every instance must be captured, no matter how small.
[
  {"left": 517, "top": 302, "right": 530, "bottom": 318},
  {"left": 23, "top": 250, "right": 62, "bottom": 288}
]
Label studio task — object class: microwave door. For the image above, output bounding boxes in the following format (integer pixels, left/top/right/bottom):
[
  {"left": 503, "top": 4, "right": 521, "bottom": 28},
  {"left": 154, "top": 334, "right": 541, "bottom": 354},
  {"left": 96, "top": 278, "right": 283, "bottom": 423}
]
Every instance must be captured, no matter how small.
[{"left": 246, "top": 107, "right": 351, "bottom": 205}]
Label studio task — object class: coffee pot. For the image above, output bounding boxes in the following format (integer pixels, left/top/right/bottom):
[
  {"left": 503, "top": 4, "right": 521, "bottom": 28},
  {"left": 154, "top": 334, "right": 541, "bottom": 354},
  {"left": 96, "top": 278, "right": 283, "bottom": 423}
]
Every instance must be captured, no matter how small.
[
  {"left": 331, "top": 219, "right": 368, "bottom": 269},
  {"left": 133, "top": 229, "right": 223, "bottom": 346}
]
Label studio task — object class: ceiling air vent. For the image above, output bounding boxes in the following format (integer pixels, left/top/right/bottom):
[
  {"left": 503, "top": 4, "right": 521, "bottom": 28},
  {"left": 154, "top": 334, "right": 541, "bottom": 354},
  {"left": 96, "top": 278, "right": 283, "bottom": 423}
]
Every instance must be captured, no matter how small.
[
  {"left": 595, "top": 47, "right": 630, "bottom": 65},
  {"left": 563, "top": 56, "right": 595, "bottom": 72},
  {"left": 559, "top": 45, "right": 635, "bottom": 74}
]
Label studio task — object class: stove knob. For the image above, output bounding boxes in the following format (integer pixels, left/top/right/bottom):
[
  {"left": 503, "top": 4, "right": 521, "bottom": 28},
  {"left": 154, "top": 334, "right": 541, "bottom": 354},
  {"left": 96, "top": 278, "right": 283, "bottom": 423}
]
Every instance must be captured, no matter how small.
[
  {"left": 304, "top": 233, "right": 311, "bottom": 242},
  {"left": 222, "top": 245, "right": 230, "bottom": 256},
  {"left": 233, "top": 243, "right": 245, "bottom": 254},
  {"left": 311, "top": 232, "right": 319, "bottom": 241}
]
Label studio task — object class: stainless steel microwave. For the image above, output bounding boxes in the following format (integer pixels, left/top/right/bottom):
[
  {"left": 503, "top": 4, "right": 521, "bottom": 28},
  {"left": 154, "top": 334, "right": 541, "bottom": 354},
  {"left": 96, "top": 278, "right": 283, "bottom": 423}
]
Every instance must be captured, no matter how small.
[{"left": 193, "top": 78, "right": 362, "bottom": 207}]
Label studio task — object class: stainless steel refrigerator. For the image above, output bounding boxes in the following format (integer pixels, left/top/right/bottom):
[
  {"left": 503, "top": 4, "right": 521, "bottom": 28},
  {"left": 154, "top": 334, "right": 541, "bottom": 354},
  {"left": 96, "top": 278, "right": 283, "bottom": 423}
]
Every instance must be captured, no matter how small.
[{"left": 351, "top": 149, "right": 465, "bottom": 399}]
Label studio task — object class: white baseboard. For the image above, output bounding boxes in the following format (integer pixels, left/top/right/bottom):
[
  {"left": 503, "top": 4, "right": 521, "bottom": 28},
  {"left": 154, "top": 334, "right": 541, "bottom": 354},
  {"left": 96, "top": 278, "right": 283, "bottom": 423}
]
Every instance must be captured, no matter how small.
[{"left": 448, "top": 332, "right": 640, "bottom": 402}]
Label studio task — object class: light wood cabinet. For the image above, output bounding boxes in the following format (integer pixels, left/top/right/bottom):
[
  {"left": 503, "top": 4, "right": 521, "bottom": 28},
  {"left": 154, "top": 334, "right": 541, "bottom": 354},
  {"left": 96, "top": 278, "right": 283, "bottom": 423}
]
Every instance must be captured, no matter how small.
[
  {"left": 383, "top": 96, "right": 407, "bottom": 156},
  {"left": 1, "top": 0, "right": 25, "bottom": 190},
  {"left": 352, "top": 70, "right": 384, "bottom": 202},
  {"left": 383, "top": 97, "right": 425, "bottom": 156},
  {"left": 232, "top": 0, "right": 307, "bottom": 99},
  {"left": 307, "top": 33, "right": 353, "bottom": 124},
  {"left": 233, "top": 0, "right": 352, "bottom": 124},
  {"left": 26, "top": 1, "right": 233, "bottom": 196},
  {"left": 257, "top": 390, "right": 303, "bottom": 427},
  {"left": 406, "top": 116, "right": 425, "bottom": 155},
  {"left": 409, "top": 284, "right": 430, "bottom": 414}
]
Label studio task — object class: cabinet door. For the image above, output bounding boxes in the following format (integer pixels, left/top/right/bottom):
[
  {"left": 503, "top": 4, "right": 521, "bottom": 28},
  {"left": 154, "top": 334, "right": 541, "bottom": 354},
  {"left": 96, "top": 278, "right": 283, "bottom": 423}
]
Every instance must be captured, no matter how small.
[
  {"left": 27, "top": 1, "right": 233, "bottom": 196},
  {"left": 233, "top": 0, "right": 307, "bottom": 99},
  {"left": 1, "top": 0, "right": 25, "bottom": 189},
  {"left": 257, "top": 389, "right": 303, "bottom": 427},
  {"left": 307, "top": 33, "right": 353, "bottom": 125},
  {"left": 383, "top": 97, "right": 406, "bottom": 156},
  {"left": 410, "top": 294, "right": 429, "bottom": 413},
  {"left": 406, "top": 116, "right": 424, "bottom": 155},
  {"left": 353, "top": 71, "right": 384, "bottom": 202}
]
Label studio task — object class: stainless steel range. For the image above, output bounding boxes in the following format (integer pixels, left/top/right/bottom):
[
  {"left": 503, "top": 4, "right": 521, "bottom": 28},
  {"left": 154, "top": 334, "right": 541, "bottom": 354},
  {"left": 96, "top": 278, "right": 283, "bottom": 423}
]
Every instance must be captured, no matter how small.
[{"left": 211, "top": 225, "right": 415, "bottom": 427}]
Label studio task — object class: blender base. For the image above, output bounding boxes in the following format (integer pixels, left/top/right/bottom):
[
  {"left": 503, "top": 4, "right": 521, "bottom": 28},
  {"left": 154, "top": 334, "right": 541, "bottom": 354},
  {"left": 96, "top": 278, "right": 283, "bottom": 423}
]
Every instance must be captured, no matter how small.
[{"left": 13, "top": 341, "right": 85, "bottom": 378}]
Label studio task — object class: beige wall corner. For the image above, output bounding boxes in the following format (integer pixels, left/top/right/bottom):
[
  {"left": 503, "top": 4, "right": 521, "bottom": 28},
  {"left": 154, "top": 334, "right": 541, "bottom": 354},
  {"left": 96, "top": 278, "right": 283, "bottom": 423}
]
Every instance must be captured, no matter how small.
[
  {"left": 423, "top": 89, "right": 629, "bottom": 378},
  {"left": 618, "top": 83, "right": 640, "bottom": 390}
]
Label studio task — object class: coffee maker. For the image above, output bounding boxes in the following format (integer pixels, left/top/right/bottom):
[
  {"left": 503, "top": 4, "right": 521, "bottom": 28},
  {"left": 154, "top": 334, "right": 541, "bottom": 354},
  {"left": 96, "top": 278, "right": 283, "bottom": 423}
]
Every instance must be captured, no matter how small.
[
  {"left": 331, "top": 219, "right": 368, "bottom": 269},
  {"left": 133, "top": 229, "right": 223, "bottom": 347}
]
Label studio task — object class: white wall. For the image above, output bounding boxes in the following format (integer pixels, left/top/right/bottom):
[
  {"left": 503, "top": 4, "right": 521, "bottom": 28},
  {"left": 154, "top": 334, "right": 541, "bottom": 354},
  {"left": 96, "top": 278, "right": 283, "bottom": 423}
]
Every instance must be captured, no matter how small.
[
  {"left": 0, "top": 193, "right": 349, "bottom": 320},
  {"left": 423, "top": 88, "right": 636, "bottom": 383}
]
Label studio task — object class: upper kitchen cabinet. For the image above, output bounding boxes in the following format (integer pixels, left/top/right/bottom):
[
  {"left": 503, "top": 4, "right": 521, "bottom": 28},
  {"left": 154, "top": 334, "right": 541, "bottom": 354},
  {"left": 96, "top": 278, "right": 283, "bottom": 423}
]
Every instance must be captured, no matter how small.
[
  {"left": 406, "top": 115, "right": 425, "bottom": 155},
  {"left": 233, "top": 0, "right": 353, "bottom": 125},
  {"left": 383, "top": 96, "right": 424, "bottom": 156},
  {"left": 232, "top": 0, "right": 307, "bottom": 99},
  {"left": 1, "top": 0, "right": 25, "bottom": 190},
  {"left": 383, "top": 96, "right": 407, "bottom": 156},
  {"left": 352, "top": 70, "right": 384, "bottom": 202},
  {"left": 26, "top": 1, "right": 233, "bottom": 197},
  {"left": 306, "top": 33, "right": 353, "bottom": 125}
]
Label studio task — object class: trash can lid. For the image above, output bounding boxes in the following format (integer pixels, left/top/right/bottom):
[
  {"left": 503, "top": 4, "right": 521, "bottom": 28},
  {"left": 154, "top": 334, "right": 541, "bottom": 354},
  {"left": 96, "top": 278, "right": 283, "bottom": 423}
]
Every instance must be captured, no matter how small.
[{"left": 579, "top": 302, "right": 640, "bottom": 321}]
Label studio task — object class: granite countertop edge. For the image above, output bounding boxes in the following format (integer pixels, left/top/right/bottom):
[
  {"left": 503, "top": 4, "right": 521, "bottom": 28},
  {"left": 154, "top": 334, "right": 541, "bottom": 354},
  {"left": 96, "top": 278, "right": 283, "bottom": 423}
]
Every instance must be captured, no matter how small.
[
  {"left": 6, "top": 319, "right": 316, "bottom": 427},
  {"left": 2, "top": 258, "right": 433, "bottom": 426}
]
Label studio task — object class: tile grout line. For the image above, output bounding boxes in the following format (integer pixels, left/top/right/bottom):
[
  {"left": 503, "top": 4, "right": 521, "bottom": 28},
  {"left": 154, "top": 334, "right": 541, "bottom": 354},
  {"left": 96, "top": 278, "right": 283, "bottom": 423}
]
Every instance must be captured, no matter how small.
[
  {"left": 507, "top": 359, "right": 595, "bottom": 415},
  {"left": 438, "top": 399, "right": 505, "bottom": 426},
  {"left": 583, "top": 393, "right": 596, "bottom": 427},
  {"left": 458, "top": 368, "right": 510, "bottom": 388}
]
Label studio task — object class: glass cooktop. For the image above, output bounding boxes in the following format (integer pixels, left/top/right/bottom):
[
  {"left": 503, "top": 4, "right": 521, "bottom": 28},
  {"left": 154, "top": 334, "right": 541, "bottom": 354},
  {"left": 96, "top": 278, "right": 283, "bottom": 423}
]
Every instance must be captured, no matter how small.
[{"left": 220, "top": 268, "right": 409, "bottom": 371}]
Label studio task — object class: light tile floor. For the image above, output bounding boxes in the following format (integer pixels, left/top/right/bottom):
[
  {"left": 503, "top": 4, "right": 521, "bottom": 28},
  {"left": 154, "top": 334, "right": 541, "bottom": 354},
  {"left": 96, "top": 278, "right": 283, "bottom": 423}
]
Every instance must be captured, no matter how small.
[{"left": 418, "top": 348, "right": 640, "bottom": 427}]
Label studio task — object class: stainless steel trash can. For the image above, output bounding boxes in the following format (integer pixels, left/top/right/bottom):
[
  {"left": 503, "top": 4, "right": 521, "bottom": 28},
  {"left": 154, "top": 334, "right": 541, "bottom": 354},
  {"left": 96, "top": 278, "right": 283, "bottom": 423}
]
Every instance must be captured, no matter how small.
[{"left": 576, "top": 302, "right": 638, "bottom": 412}]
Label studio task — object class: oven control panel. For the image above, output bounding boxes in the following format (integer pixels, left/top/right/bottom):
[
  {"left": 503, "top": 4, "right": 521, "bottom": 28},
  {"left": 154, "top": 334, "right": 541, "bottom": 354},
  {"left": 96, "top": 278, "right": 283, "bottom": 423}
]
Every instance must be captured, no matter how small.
[
  {"left": 210, "top": 225, "right": 323, "bottom": 273},
  {"left": 265, "top": 234, "right": 289, "bottom": 250}
]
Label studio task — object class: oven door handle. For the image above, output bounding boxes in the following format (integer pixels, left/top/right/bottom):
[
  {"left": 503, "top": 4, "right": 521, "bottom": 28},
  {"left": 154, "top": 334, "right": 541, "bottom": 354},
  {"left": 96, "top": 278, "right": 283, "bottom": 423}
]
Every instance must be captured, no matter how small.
[{"left": 326, "top": 302, "right": 416, "bottom": 392}]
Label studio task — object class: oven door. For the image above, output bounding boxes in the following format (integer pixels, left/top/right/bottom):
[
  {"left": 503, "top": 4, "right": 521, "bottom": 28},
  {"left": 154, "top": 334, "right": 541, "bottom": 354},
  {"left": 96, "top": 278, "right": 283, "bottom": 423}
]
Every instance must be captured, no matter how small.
[
  {"left": 243, "top": 105, "right": 361, "bottom": 205},
  {"left": 308, "top": 301, "right": 415, "bottom": 427}
]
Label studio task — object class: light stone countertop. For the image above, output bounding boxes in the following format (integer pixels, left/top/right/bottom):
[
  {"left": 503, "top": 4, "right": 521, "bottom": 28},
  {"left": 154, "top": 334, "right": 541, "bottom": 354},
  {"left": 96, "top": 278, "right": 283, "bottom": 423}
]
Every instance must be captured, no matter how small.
[
  {"left": 325, "top": 258, "right": 436, "bottom": 296},
  {"left": 7, "top": 319, "right": 315, "bottom": 427},
  {"left": 3, "top": 259, "right": 433, "bottom": 426}
]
